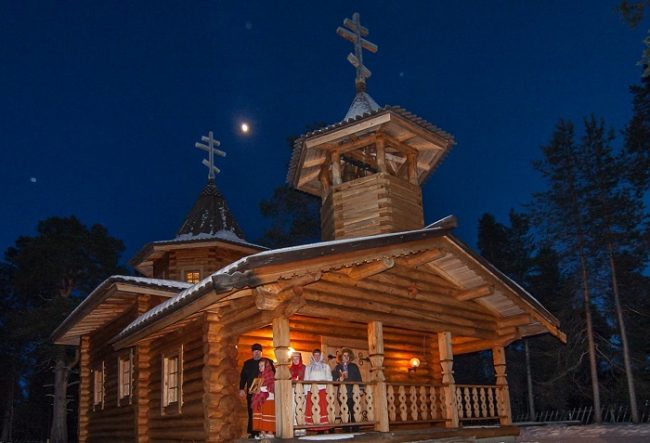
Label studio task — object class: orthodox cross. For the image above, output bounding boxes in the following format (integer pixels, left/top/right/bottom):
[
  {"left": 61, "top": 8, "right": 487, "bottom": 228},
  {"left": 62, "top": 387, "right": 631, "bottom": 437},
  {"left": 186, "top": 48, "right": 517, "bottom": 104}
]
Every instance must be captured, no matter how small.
[
  {"left": 336, "top": 12, "right": 378, "bottom": 92},
  {"left": 195, "top": 131, "right": 226, "bottom": 180}
]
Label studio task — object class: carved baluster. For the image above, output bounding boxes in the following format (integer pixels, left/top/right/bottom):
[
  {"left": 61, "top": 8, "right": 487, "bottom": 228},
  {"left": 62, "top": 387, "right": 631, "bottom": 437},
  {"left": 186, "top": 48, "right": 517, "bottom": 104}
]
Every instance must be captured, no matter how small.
[
  {"left": 409, "top": 386, "right": 418, "bottom": 421},
  {"left": 310, "top": 383, "right": 321, "bottom": 425},
  {"left": 479, "top": 387, "right": 487, "bottom": 418},
  {"left": 326, "top": 384, "right": 336, "bottom": 423},
  {"left": 398, "top": 386, "right": 407, "bottom": 421},
  {"left": 464, "top": 387, "right": 472, "bottom": 418},
  {"left": 339, "top": 384, "right": 349, "bottom": 423},
  {"left": 493, "top": 346, "right": 512, "bottom": 425},
  {"left": 455, "top": 387, "right": 464, "bottom": 419},
  {"left": 472, "top": 387, "right": 480, "bottom": 418},
  {"left": 295, "top": 382, "right": 306, "bottom": 426},
  {"left": 430, "top": 386, "right": 438, "bottom": 420},
  {"left": 487, "top": 387, "right": 495, "bottom": 417},
  {"left": 387, "top": 384, "right": 396, "bottom": 422},
  {"left": 352, "top": 384, "right": 362, "bottom": 423},
  {"left": 365, "top": 384, "right": 374, "bottom": 422},
  {"left": 419, "top": 386, "right": 428, "bottom": 421}
]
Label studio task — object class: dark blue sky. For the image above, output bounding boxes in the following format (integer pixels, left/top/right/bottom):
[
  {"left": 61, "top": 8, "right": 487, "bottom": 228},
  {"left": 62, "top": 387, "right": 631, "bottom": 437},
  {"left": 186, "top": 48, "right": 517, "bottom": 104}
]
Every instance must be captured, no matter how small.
[{"left": 1, "top": 1, "right": 646, "bottom": 263}]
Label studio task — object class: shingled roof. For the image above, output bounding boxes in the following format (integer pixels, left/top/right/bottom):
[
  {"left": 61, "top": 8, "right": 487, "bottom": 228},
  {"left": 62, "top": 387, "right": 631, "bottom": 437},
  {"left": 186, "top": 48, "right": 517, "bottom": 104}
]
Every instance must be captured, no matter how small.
[{"left": 175, "top": 178, "right": 245, "bottom": 241}]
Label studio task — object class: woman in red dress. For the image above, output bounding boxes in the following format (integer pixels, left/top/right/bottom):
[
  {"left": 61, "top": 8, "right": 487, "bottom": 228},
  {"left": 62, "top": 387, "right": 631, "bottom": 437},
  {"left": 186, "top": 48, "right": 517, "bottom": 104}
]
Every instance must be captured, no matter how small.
[{"left": 251, "top": 358, "right": 276, "bottom": 438}]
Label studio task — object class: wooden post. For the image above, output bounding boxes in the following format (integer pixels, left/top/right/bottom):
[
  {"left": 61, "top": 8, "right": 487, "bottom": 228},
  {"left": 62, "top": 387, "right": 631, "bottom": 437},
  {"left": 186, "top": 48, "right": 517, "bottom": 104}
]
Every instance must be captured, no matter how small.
[
  {"left": 368, "top": 321, "right": 389, "bottom": 432},
  {"left": 437, "top": 332, "right": 459, "bottom": 428},
  {"left": 203, "top": 312, "right": 243, "bottom": 441},
  {"left": 273, "top": 316, "right": 293, "bottom": 438},
  {"left": 331, "top": 150, "right": 342, "bottom": 186},
  {"left": 492, "top": 346, "right": 512, "bottom": 425},
  {"left": 78, "top": 336, "right": 90, "bottom": 443},
  {"left": 407, "top": 152, "right": 418, "bottom": 185},
  {"left": 375, "top": 135, "right": 387, "bottom": 173}
]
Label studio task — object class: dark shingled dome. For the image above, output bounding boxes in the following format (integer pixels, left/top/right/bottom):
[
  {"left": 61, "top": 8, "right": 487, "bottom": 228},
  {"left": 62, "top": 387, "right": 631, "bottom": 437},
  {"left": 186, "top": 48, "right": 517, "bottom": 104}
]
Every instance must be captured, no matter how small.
[{"left": 175, "top": 179, "right": 245, "bottom": 241}]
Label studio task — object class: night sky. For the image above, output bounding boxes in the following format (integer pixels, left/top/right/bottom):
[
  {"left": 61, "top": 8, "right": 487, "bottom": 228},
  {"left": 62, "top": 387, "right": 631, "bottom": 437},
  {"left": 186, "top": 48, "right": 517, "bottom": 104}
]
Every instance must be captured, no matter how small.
[{"left": 1, "top": 1, "right": 646, "bottom": 263}]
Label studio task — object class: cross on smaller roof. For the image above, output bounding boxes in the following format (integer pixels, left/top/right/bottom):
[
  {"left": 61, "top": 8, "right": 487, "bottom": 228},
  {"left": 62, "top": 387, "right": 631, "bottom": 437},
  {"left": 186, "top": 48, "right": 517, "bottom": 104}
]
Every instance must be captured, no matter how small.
[
  {"left": 195, "top": 131, "right": 226, "bottom": 180},
  {"left": 337, "top": 12, "right": 378, "bottom": 92}
]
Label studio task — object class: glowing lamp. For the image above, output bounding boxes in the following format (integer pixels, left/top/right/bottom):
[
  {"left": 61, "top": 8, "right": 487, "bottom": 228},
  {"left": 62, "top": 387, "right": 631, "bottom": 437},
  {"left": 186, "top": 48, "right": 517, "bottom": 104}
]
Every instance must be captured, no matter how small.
[{"left": 408, "top": 357, "right": 420, "bottom": 375}]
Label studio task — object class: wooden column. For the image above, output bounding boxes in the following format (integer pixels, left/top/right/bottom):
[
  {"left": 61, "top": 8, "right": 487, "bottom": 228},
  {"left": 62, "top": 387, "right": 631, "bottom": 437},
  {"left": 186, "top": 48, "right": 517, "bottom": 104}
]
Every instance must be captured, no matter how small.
[
  {"left": 407, "top": 152, "right": 418, "bottom": 185},
  {"left": 367, "top": 321, "right": 389, "bottom": 432},
  {"left": 437, "top": 332, "right": 459, "bottom": 428},
  {"left": 78, "top": 335, "right": 90, "bottom": 443},
  {"left": 492, "top": 346, "right": 512, "bottom": 425},
  {"left": 273, "top": 316, "right": 293, "bottom": 438},
  {"left": 202, "top": 312, "right": 242, "bottom": 442},
  {"left": 375, "top": 136, "right": 387, "bottom": 173},
  {"left": 331, "top": 150, "right": 342, "bottom": 185}
]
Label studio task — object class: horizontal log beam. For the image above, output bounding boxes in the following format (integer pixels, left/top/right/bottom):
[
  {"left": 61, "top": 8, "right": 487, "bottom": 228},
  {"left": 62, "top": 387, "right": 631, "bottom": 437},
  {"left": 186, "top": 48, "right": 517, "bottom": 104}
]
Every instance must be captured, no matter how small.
[
  {"left": 397, "top": 248, "right": 445, "bottom": 267},
  {"left": 341, "top": 257, "right": 394, "bottom": 280},
  {"left": 455, "top": 285, "right": 494, "bottom": 301}
]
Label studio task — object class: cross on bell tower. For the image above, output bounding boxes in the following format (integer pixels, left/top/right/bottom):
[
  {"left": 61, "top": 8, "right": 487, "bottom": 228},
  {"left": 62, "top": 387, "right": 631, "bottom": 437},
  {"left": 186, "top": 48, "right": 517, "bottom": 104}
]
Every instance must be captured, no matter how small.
[
  {"left": 195, "top": 131, "right": 226, "bottom": 180},
  {"left": 337, "top": 12, "right": 378, "bottom": 93}
]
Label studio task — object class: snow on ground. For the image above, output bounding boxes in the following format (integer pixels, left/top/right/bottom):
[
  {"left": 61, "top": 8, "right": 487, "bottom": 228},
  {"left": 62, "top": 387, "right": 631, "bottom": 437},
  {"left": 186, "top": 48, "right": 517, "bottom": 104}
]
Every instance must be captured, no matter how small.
[{"left": 517, "top": 424, "right": 650, "bottom": 443}]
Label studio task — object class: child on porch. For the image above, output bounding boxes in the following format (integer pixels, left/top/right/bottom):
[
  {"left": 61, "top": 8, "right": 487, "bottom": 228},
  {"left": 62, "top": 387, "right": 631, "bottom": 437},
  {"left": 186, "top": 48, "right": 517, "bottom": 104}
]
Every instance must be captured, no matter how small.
[
  {"left": 251, "top": 358, "right": 276, "bottom": 438},
  {"left": 304, "top": 348, "right": 333, "bottom": 431}
]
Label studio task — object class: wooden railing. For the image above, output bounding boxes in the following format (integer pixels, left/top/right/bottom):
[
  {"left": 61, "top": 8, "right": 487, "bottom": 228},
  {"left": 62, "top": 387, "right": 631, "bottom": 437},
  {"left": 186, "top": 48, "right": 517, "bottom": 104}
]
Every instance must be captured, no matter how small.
[
  {"left": 291, "top": 381, "right": 506, "bottom": 432},
  {"left": 292, "top": 381, "right": 375, "bottom": 430},
  {"left": 386, "top": 383, "right": 445, "bottom": 424},
  {"left": 455, "top": 384, "right": 502, "bottom": 422}
]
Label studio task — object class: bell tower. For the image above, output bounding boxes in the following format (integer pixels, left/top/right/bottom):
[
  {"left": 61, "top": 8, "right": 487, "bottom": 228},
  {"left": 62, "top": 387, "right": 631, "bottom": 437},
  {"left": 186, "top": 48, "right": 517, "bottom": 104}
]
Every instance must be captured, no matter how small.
[{"left": 287, "top": 13, "right": 455, "bottom": 241}]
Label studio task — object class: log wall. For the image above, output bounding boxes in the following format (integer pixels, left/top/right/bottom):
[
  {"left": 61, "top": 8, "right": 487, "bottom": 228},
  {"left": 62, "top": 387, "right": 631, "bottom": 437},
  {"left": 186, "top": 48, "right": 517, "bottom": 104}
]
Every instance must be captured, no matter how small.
[
  {"left": 148, "top": 317, "right": 206, "bottom": 443},
  {"left": 321, "top": 172, "right": 424, "bottom": 241},
  {"left": 156, "top": 247, "right": 249, "bottom": 282},
  {"left": 87, "top": 304, "right": 140, "bottom": 443}
]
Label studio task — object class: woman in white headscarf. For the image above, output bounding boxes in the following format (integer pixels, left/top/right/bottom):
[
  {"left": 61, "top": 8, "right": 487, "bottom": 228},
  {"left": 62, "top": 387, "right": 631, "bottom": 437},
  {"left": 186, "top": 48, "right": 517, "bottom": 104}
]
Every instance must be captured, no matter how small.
[{"left": 304, "top": 348, "right": 333, "bottom": 429}]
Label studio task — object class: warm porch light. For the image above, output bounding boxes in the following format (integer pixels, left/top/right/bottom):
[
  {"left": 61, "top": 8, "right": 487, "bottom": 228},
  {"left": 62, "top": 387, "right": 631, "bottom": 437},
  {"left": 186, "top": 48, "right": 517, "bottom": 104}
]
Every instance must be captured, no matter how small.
[{"left": 408, "top": 357, "right": 420, "bottom": 374}]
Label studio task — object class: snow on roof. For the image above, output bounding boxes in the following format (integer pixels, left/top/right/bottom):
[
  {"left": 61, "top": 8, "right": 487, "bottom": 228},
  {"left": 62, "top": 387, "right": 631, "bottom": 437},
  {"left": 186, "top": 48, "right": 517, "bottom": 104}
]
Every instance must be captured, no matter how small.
[
  {"left": 51, "top": 275, "right": 192, "bottom": 342},
  {"left": 344, "top": 91, "right": 380, "bottom": 121},
  {"left": 115, "top": 224, "right": 455, "bottom": 345}
]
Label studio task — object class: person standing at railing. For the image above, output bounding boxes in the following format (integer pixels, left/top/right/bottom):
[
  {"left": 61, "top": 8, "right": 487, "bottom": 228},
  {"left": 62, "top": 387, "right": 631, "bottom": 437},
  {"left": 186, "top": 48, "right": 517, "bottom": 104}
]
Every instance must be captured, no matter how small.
[
  {"left": 239, "top": 343, "right": 275, "bottom": 438},
  {"left": 289, "top": 352, "right": 305, "bottom": 381},
  {"left": 305, "top": 349, "right": 333, "bottom": 430},
  {"left": 332, "top": 348, "right": 362, "bottom": 432},
  {"left": 251, "top": 358, "right": 276, "bottom": 439}
]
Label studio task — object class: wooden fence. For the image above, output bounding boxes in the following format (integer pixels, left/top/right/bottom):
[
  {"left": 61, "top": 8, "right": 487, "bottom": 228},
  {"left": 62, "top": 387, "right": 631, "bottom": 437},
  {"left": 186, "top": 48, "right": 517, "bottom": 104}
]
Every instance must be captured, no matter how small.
[{"left": 513, "top": 402, "right": 650, "bottom": 424}]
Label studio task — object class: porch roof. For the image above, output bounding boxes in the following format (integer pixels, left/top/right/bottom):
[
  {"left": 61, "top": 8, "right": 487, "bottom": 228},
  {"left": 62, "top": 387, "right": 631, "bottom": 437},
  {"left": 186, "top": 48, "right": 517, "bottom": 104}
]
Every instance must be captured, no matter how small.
[
  {"left": 112, "top": 216, "right": 565, "bottom": 350},
  {"left": 51, "top": 276, "right": 191, "bottom": 345}
]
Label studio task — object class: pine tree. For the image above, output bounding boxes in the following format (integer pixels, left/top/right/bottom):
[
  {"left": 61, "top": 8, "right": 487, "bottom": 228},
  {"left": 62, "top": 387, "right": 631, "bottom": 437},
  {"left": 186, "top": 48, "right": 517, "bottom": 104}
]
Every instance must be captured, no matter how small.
[
  {"left": 2, "top": 216, "right": 125, "bottom": 443},
  {"left": 531, "top": 120, "right": 603, "bottom": 422},
  {"left": 581, "top": 115, "right": 648, "bottom": 422},
  {"left": 623, "top": 75, "right": 650, "bottom": 195}
]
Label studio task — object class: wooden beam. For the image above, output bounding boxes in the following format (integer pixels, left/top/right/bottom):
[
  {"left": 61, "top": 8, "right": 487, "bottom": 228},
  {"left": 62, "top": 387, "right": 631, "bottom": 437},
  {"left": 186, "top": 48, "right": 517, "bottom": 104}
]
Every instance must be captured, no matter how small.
[
  {"left": 273, "top": 317, "right": 293, "bottom": 438},
  {"left": 376, "top": 134, "right": 387, "bottom": 173},
  {"left": 455, "top": 285, "right": 494, "bottom": 301},
  {"left": 498, "top": 314, "right": 531, "bottom": 328},
  {"left": 398, "top": 249, "right": 445, "bottom": 267},
  {"left": 341, "top": 257, "right": 394, "bottom": 280},
  {"left": 304, "top": 113, "right": 391, "bottom": 148}
]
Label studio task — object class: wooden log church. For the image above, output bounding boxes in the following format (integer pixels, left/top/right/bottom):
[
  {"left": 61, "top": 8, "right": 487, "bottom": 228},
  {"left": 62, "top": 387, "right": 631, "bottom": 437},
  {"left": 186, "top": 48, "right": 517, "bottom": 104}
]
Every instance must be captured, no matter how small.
[{"left": 52, "top": 12, "right": 565, "bottom": 442}]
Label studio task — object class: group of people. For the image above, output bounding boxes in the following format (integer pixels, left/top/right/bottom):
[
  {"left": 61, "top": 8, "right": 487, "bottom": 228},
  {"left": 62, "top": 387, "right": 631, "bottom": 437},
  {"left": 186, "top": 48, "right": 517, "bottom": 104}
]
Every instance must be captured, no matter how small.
[{"left": 239, "top": 343, "right": 363, "bottom": 439}]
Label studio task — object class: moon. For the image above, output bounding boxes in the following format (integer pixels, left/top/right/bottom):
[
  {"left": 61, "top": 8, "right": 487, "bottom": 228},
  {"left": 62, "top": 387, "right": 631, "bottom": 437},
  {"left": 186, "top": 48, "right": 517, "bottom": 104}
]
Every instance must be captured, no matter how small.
[{"left": 240, "top": 122, "right": 250, "bottom": 134}]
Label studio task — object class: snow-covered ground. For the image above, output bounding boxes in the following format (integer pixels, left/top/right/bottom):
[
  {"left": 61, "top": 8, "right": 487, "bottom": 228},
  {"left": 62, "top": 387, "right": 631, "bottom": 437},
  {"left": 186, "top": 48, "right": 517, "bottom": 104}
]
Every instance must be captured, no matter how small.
[{"left": 517, "top": 424, "right": 650, "bottom": 443}]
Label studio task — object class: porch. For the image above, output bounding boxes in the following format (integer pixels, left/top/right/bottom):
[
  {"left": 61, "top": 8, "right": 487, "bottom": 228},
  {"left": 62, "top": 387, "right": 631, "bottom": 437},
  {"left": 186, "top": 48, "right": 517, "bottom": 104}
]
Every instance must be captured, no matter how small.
[{"left": 267, "top": 317, "right": 513, "bottom": 439}]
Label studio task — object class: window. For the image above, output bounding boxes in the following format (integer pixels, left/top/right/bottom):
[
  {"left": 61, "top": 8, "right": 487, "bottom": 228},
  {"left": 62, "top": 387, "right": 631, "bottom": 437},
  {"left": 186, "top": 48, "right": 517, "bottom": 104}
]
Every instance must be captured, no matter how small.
[
  {"left": 118, "top": 351, "right": 133, "bottom": 405},
  {"left": 92, "top": 362, "right": 104, "bottom": 410},
  {"left": 184, "top": 270, "right": 200, "bottom": 284},
  {"left": 162, "top": 346, "right": 183, "bottom": 413}
]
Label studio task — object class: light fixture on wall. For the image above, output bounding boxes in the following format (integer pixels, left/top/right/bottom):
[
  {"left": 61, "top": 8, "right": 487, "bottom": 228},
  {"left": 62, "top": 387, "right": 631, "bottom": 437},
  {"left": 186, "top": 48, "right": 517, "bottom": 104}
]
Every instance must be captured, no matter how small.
[
  {"left": 408, "top": 357, "right": 420, "bottom": 375},
  {"left": 287, "top": 347, "right": 296, "bottom": 360}
]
